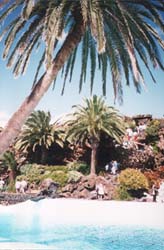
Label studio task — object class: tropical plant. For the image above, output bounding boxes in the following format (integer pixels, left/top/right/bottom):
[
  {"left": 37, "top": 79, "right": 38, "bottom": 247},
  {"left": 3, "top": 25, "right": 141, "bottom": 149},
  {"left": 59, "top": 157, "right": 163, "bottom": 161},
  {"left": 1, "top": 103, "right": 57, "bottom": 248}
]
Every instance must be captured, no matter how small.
[
  {"left": 145, "top": 119, "right": 160, "bottom": 144},
  {"left": 0, "top": 1, "right": 164, "bottom": 155},
  {"left": 65, "top": 95, "right": 125, "bottom": 174},
  {"left": 0, "top": 151, "right": 17, "bottom": 183},
  {"left": 18, "top": 163, "right": 69, "bottom": 187},
  {"left": 116, "top": 168, "right": 149, "bottom": 200},
  {"left": 67, "top": 161, "right": 90, "bottom": 175},
  {"left": 15, "top": 110, "right": 65, "bottom": 164},
  {"left": 118, "top": 168, "right": 149, "bottom": 190}
]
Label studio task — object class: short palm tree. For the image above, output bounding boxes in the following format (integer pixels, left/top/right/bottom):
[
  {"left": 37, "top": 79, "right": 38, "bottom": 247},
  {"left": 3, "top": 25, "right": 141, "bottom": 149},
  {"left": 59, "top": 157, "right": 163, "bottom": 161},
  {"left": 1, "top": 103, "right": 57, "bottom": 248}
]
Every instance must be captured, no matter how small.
[
  {"left": 66, "top": 95, "right": 125, "bottom": 174},
  {"left": 0, "top": 1, "right": 164, "bottom": 154},
  {"left": 0, "top": 151, "right": 17, "bottom": 183},
  {"left": 15, "top": 110, "right": 64, "bottom": 164}
]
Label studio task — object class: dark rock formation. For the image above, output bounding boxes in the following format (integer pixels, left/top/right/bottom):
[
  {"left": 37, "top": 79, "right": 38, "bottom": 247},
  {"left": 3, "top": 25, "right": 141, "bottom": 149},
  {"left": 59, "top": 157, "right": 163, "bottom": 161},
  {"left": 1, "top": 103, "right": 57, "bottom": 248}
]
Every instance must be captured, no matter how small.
[
  {"left": 0, "top": 193, "right": 37, "bottom": 205},
  {"left": 37, "top": 178, "right": 59, "bottom": 199},
  {"left": 59, "top": 174, "right": 118, "bottom": 200}
]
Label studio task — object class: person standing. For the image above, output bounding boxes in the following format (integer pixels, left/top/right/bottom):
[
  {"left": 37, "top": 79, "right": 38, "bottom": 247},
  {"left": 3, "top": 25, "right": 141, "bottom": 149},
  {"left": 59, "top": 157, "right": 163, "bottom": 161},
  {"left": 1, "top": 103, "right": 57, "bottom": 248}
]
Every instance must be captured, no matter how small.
[
  {"left": 152, "top": 184, "right": 158, "bottom": 202},
  {"left": 96, "top": 183, "right": 105, "bottom": 200},
  {"left": 111, "top": 160, "right": 118, "bottom": 175},
  {"left": 105, "top": 163, "right": 109, "bottom": 172},
  {"left": 0, "top": 178, "right": 5, "bottom": 192}
]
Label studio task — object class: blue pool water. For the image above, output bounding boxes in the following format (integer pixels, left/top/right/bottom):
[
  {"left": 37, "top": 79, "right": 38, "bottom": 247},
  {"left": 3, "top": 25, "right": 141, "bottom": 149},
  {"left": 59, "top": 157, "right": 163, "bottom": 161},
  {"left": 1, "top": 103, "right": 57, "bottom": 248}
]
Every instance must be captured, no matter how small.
[{"left": 0, "top": 199, "right": 164, "bottom": 250}]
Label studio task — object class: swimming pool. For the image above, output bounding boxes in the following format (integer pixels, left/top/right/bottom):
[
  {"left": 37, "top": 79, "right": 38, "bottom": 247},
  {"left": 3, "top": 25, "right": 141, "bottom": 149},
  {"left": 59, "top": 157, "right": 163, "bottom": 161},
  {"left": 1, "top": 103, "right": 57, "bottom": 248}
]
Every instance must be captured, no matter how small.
[{"left": 0, "top": 199, "right": 164, "bottom": 250}]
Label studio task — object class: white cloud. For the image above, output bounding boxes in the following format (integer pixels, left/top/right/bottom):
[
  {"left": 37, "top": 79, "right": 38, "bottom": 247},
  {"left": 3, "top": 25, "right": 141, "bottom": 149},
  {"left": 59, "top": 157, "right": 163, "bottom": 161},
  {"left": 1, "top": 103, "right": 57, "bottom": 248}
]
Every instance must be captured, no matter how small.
[{"left": 0, "top": 111, "right": 10, "bottom": 128}]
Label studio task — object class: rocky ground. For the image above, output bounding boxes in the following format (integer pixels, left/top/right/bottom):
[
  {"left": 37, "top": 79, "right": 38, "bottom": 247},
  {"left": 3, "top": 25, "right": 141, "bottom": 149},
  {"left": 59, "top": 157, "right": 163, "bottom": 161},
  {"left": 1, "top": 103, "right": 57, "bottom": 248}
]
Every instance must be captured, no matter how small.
[{"left": 0, "top": 174, "right": 118, "bottom": 205}]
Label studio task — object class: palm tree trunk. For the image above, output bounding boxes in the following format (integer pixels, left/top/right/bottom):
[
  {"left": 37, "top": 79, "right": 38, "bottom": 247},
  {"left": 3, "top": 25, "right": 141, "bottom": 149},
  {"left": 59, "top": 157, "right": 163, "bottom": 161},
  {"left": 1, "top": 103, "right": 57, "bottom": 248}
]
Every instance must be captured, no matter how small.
[
  {"left": 40, "top": 146, "right": 47, "bottom": 165},
  {"left": 90, "top": 140, "right": 99, "bottom": 175},
  {"left": 0, "top": 18, "right": 85, "bottom": 156},
  {"left": 9, "top": 169, "right": 16, "bottom": 183}
]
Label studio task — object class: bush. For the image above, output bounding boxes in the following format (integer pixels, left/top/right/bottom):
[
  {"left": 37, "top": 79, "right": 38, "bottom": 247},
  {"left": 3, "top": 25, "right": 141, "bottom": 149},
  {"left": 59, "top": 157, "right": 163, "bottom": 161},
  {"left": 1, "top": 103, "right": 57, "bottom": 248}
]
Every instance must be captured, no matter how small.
[
  {"left": 44, "top": 165, "right": 68, "bottom": 173},
  {"left": 144, "top": 166, "right": 164, "bottom": 187},
  {"left": 19, "top": 164, "right": 34, "bottom": 175},
  {"left": 46, "top": 171, "right": 68, "bottom": 187},
  {"left": 67, "top": 170, "right": 83, "bottom": 183},
  {"left": 18, "top": 164, "right": 69, "bottom": 187},
  {"left": 115, "top": 186, "right": 133, "bottom": 201},
  {"left": 145, "top": 120, "right": 160, "bottom": 144},
  {"left": 118, "top": 168, "right": 149, "bottom": 190},
  {"left": 116, "top": 168, "right": 149, "bottom": 200},
  {"left": 67, "top": 161, "right": 90, "bottom": 175}
]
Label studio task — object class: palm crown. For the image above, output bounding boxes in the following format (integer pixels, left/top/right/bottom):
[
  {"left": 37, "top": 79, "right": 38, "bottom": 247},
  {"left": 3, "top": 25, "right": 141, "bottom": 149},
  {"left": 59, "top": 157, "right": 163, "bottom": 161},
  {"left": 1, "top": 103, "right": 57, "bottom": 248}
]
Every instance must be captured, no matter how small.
[
  {"left": 1, "top": 0, "right": 164, "bottom": 102},
  {"left": 66, "top": 95, "right": 125, "bottom": 144},
  {"left": 15, "top": 110, "right": 64, "bottom": 156}
]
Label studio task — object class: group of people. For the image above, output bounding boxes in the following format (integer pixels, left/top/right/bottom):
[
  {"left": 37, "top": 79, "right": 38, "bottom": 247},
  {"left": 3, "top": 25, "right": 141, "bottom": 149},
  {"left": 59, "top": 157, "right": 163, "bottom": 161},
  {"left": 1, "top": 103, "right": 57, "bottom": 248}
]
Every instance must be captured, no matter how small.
[
  {"left": 0, "top": 177, "right": 28, "bottom": 193},
  {"left": 105, "top": 160, "right": 119, "bottom": 175}
]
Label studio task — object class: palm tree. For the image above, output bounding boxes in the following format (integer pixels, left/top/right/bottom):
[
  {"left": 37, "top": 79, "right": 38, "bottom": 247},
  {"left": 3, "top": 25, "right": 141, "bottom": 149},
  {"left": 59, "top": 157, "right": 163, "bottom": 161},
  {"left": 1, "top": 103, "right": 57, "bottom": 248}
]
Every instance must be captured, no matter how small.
[
  {"left": 0, "top": 1, "right": 164, "bottom": 155},
  {"left": 66, "top": 95, "right": 125, "bottom": 174},
  {"left": 0, "top": 151, "right": 17, "bottom": 183},
  {"left": 15, "top": 110, "right": 64, "bottom": 164}
]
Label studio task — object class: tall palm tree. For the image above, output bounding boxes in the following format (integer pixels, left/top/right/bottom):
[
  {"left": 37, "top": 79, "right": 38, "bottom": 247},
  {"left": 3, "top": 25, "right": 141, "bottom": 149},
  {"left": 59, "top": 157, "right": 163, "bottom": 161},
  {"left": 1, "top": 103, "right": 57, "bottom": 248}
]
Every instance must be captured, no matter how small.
[
  {"left": 0, "top": 1, "right": 164, "bottom": 155},
  {"left": 15, "top": 110, "right": 64, "bottom": 164},
  {"left": 66, "top": 95, "right": 125, "bottom": 174}
]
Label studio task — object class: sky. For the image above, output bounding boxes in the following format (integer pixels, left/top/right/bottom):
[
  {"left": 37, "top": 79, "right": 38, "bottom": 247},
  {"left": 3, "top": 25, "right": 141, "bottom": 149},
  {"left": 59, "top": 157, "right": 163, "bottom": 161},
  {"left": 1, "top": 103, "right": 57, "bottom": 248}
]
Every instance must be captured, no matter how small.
[
  {"left": 0, "top": 52, "right": 163, "bottom": 128},
  {"left": 0, "top": 42, "right": 164, "bottom": 128},
  {"left": 0, "top": 6, "right": 164, "bottom": 127}
]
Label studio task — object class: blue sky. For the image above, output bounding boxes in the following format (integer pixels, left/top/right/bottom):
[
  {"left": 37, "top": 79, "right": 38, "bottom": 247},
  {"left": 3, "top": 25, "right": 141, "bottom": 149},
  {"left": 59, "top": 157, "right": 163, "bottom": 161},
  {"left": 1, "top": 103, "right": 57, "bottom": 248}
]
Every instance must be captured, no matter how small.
[
  {"left": 0, "top": 50, "right": 163, "bottom": 128},
  {"left": 0, "top": 6, "right": 164, "bottom": 127}
]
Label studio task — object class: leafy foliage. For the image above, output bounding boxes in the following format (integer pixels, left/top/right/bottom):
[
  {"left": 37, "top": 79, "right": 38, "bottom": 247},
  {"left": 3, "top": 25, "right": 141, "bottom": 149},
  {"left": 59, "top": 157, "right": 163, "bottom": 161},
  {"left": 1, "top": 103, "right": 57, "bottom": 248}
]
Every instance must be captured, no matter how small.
[
  {"left": 116, "top": 168, "right": 149, "bottom": 200},
  {"left": 0, "top": 151, "right": 17, "bottom": 172},
  {"left": 115, "top": 186, "right": 133, "bottom": 201},
  {"left": 66, "top": 95, "right": 125, "bottom": 145},
  {"left": 67, "top": 170, "right": 83, "bottom": 183},
  {"left": 0, "top": 150, "right": 18, "bottom": 183},
  {"left": 118, "top": 168, "right": 149, "bottom": 190},
  {"left": 144, "top": 166, "right": 164, "bottom": 187},
  {"left": 16, "top": 110, "right": 63, "bottom": 152},
  {"left": 18, "top": 163, "right": 69, "bottom": 187},
  {"left": 0, "top": 1, "right": 164, "bottom": 102},
  {"left": 145, "top": 120, "right": 160, "bottom": 144},
  {"left": 67, "top": 161, "right": 90, "bottom": 175},
  {"left": 15, "top": 110, "right": 65, "bottom": 164}
]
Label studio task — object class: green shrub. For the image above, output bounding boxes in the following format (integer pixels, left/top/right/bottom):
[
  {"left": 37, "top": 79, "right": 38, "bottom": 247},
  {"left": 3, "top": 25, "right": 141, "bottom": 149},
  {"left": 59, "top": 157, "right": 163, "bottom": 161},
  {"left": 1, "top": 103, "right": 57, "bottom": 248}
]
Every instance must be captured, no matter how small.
[
  {"left": 20, "top": 164, "right": 34, "bottom": 175},
  {"left": 67, "top": 170, "right": 83, "bottom": 183},
  {"left": 67, "top": 161, "right": 90, "bottom": 175},
  {"left": 16, "top": 175, "right": 28, "bottom": 181},
  {"left": 118, "top": 168, "right": 149, "bottom": 190},
  {"left": 116, "top": 168, "right": 149, "bottom": 200},
  {"left": 18, "top": 164, "right": 69, "bottom": 187},
  {"left": 115, "top": 186, "right": 133, "bottom": 201},
  {"left": 44, "top": 165, "right": 68, "bottom": 173},
  {"left": 46, "top": 171, "right": 68, "bottom": 187},
  {"left": 145, "top": 120, "right": 160, "bottom": 144}
]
